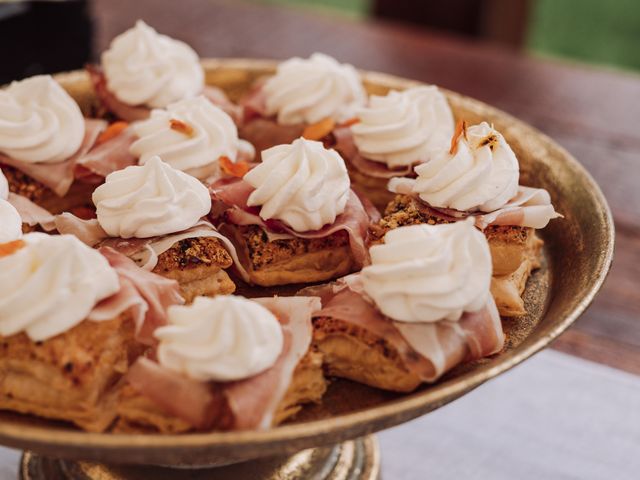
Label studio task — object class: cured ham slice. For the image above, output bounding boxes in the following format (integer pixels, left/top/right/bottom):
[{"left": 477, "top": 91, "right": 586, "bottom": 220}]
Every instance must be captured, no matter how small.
[
  {"left": 310, "top": 276, "right": 504, "bottom": 383},
  {"left": 0, "top": 119, "right": 106, "bottom": 196},
  {"left": 88, "top": 65, "right": 239, "bottom": 123},
  {"left": 74, "top": 127, "right": 137, "bottom": 181},
  {"left": 123, "top": 296, "right": 319, "bottom": 431},
  {"left": 90, "top": 247, "right": 184, "bottom": 344},
  {"left": 333, "top": 126, "right": 414, "bottom": 179},
  {"left": 210, "top": 179, "right": 372, "bottom": 268},
  {"left": 54, "top": 214, "right": 246, "bottom": 275},
  {"left": 7, "top": 193, "right": 55, "bottom": 231},
  {"left": 389, "top": 180, "right": 561, "bottom": 230},
  {"left": 224, "top": 296, "right": 319, "bottom": 430}
]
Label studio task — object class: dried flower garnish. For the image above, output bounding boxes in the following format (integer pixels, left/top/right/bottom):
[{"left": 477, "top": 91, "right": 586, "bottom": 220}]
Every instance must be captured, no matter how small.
[
  {"left": 302, "top": 117, "right": 336, "bottom": 141},
  {"left": 219, "top": 156, "right": 250, "bottom": 178},
  {"left": 170, "top": 119, "right": 195, "bottom": 137},
  {"left": 0, "top": 239, "right": 25, "bottom": 258},
  {"left": 96, "top": 121, "right": 128, "bottom": 145},
  {"left": 477, "top": 133, "right": 499, "bottom": 151},
  {"left": 449, "top": 120, "right": 468, "bottom": 155},
  {"left": 339, "top": 117, "right": 360, "bottom": 128}
]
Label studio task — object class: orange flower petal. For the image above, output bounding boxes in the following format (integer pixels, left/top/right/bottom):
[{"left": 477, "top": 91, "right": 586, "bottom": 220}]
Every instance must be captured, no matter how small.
[
  {"left": 219, "top": 156, "right": 250, "bottom": 178},
  {"left": 170, "top": 119, "right": 195, "bottom": 137},
  {"left": 302, "top": 118, "right": 336, "bottom": 141},
  {"left": 449, "top": 119, "right": 468, "bottom": 155},
  {"left": 0, "top": 240, "right": 25, "bottom": 258},
  {"left": 96, "top": 121, "right": 128, "bottom": 145}
]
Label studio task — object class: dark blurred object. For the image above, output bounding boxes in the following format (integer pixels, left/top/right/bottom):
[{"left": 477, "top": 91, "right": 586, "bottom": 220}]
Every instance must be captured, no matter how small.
[
  {"left": 373, "top": 0, "right": 531, "bottom": 48},
  {"left": 0, "top": 0, "right": 92, "bottom": 84}
]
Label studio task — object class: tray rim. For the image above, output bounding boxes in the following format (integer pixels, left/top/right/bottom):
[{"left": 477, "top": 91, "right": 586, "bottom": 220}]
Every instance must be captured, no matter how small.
[{"left": 0, "top": 58, "right": 615, "bottom": 463}]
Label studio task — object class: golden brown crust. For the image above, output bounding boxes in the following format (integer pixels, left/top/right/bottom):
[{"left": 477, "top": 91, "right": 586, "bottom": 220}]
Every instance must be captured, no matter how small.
[
  {"left": 222, "top": 224, "right": 355, "bottom": 287},
  {"left": 152, "top": 237, "right": 236, "bottom": 302},
  {"left": 313, "top": 316, "right": 421, "bottom": 393},
  {"left": 274, "top": 349, "right": 327, "bottom": 424},
  {"left": 0, "top": 312, "right": 145, "bottom": 432}
]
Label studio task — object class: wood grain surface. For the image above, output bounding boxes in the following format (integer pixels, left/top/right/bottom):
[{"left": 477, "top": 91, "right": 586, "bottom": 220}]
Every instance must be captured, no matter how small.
[{"left": 92, "top": 0, "right": 640, "bottom": 372}]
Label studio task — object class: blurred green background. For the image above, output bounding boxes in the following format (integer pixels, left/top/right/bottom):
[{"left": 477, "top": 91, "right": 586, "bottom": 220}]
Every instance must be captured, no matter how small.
[{"left": 258, "top": 0, "right": 640, "bottom": 72}]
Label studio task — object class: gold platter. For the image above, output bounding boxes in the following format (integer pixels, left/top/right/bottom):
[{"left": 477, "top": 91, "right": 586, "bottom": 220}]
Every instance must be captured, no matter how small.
[{"left": 1, "top": 59, "right": 614, "bottom": 471}]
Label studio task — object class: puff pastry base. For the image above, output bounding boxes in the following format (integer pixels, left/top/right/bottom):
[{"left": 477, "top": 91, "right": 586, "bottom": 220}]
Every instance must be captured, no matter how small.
[
  {"left": 153, "top": 237, "right": 236, "bottom": 302},
  {"left": 221, "top": 224, "right": 356, "bottom": 287},
  {"left": 0, "top": 312, "right": 144, "bottom": 432}
]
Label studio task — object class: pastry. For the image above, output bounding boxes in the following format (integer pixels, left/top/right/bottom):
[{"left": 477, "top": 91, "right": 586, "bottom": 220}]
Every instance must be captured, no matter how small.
[
  {"left": 309, "top": 220, "right": 504, "bottom": 392},
  {"left": 88, "top": 21, "right": 238, "bottom": 123},
  {"left": 239, "top": 53, "right": 366, "bottom": 154},
  {"left": 0, "top": 75, "right": 139, "bottom": 214},
  {"left": 0, "top": 233, "right": 182, "bottom": 432},
  {"left": 210, "top": 138, "right": 374, "bottom": 287},
  {"left": 56, "top": 156, "right": 239, "bottom": 301},
  {"left": 129, "top": 96, "right": 255, "bottom": 180},
  {"left": 381, "top": 121, "right": 561, "bottom": 316},
  {"left": 333, "top": 86, "right": 454, "bottom": 210},
  {"left": 115, "top": 295, "right": 326, "bottom": 432}
]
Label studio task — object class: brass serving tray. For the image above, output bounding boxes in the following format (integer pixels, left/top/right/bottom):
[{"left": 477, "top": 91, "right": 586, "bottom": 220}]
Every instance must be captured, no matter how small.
[{"left": 0, "top": 59, "right": 614, "bottom": 467}]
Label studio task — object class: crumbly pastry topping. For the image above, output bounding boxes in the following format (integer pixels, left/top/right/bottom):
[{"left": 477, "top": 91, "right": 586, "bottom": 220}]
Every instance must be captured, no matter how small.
[
  {"left": 240, "top": 225, "right": 349, "bottom": 270},
  {"left": 154, "top": 237, "right": 233, "bottom": 273},
  {"left": 0, "top": 165, "right": 52, "bottom": 203}
]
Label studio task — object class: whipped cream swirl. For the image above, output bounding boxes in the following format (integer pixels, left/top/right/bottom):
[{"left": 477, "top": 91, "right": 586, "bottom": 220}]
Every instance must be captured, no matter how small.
[
  {"left": 244, "top": 138, "right": 350, "bottom": 231},
  {"left": 0, "top": 201, "right": 22, "bottom": 243},
  {"left": 0, "top": 233, "right": 120, "bottom": 341},
  {"left": 155, "top": 295, "right": 283, "bottom": 382},
  {"left": 0, "top": 75, "right": 84, "bottom": 163},
  {"left": 130, "top": 96, "right": 252, "bottom": 178},
  {"left": 351, "top": 86, "right": 454, "bottom": 169},
  {"left": 263, "top": 53, "right": 366, "bottom": 125},
  {"left": 101, "top": 20, "right": 204, "bottom": 108},
  {"left": 0, "top": 169, "right": 8, "bottom": 199},
  {"left": 398, "top": 122, "right": 520, "bottom": 212},
  {"left": 362, "top": 220, "right": 492, "bottom": 323},
  {"left": 93, "top": 156, "right": 211, "bottom": 238}
]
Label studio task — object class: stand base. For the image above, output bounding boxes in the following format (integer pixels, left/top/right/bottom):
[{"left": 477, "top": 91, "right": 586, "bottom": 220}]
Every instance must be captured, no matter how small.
[{"left": 20, "top": 435, "right": 380, "bottom": 480}]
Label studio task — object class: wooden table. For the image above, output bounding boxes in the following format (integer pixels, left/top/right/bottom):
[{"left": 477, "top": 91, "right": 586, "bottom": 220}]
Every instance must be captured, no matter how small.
[{"left": 93, "top": 0, "right": 640, "bottom": 374}]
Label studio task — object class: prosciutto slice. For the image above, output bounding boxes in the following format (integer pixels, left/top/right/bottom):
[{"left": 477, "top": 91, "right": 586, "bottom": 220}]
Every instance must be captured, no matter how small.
[
  {"left": 210, "top": 178, "right": 373, "bottom": 268},
  {"left": 333, "top": 126, "right": 415, "bottom": 179},
  {"left": 88, "top": 65, "right": 239, "bottom": 123},
  {"left": 123, "top": 296, "right": 319, "bottom": 431},
  {"left": 7, "top": 193, "right": 55, "bottom": 230},
  {"left": 389, "top": 180, "right": 562, "bottom": 230},
  {"left": 309, "top": 275, "right": 504, "bottom": 383},
  {"left": 0, "top": 119, "right": 106, "bottom": 196},
  {"left": 74, "top": 127, "right": 137, "bottom": 181},
  {"left": 89, "top": 247, "right": 184, "bottom": 344},
  {"left": 224, "top": 296, "right": 319, "bottom": 430},
  {"left": 55, "top": 215, "right": 245, "bottom": 274}
]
